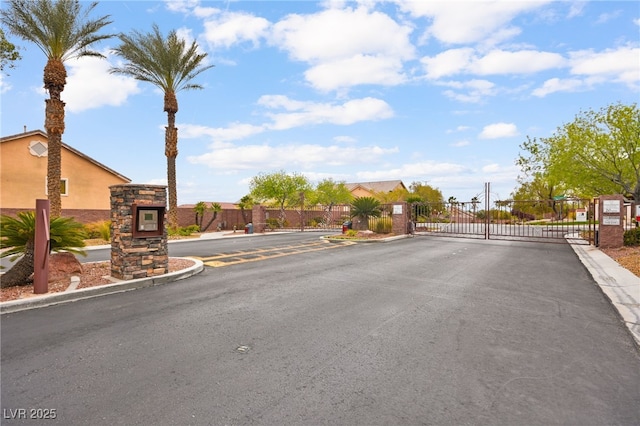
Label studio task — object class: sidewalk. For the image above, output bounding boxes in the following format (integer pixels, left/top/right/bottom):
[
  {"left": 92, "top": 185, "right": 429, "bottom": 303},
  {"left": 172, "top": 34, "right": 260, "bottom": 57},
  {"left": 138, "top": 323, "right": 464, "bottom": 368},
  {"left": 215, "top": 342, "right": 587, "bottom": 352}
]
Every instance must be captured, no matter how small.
[
  {"left": 2, "top": 232, "right": 639, "bottom": 349},
  {"left": 569, "top": 241, "right": 640, "bottom": 347}
]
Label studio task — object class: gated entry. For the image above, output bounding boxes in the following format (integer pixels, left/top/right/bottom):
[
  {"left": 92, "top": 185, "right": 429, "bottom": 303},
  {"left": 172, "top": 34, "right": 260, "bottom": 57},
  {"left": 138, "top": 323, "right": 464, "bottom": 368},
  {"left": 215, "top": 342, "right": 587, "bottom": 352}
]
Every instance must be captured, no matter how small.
[{"left": 411, "top": 183, "right": 594, "bottom": 244}]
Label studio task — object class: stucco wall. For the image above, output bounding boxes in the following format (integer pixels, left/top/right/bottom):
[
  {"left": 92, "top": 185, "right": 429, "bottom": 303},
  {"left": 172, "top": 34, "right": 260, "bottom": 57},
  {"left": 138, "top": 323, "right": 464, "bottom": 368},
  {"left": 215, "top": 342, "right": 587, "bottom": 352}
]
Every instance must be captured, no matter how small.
[{"left": 0, "top": 132, "right": 129, "bottom": 210}]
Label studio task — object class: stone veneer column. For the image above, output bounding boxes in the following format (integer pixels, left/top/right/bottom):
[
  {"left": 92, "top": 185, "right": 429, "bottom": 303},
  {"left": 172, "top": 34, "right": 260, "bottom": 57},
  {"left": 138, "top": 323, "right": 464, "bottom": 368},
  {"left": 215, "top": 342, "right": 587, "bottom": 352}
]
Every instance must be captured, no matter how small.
[
  {"left": 597, "top": 195, "right": 624, "bottom": 249},
  {"left": 110, "top": 184, "right": 168, "bottom": 280},
  {"left": 391, "top": 202, "right": 411, "bottom": 235}
]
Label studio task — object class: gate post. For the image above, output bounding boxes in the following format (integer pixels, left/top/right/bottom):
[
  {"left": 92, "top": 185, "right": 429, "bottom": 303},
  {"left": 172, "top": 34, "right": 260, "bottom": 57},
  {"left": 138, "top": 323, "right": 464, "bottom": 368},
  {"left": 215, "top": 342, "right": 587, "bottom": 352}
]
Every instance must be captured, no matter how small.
[
  {"left": 252, "top": 205, "right": 266, "bottom": 233},
  {"left": 110, "top": 184, "right": 168, "bottom": 280},
  {"left": 391, "top": 202, "right": 411, "bottom": 235},
  {"left": 597, "top": 195, "right": 624, "bottom": 248}
]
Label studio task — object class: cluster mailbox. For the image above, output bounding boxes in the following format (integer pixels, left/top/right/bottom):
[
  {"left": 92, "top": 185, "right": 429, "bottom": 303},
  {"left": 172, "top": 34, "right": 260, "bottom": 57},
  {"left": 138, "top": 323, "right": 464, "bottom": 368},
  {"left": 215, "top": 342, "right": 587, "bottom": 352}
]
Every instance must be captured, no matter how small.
[{"left": 132, "top": 204, "right": 165, "bottom": 238}]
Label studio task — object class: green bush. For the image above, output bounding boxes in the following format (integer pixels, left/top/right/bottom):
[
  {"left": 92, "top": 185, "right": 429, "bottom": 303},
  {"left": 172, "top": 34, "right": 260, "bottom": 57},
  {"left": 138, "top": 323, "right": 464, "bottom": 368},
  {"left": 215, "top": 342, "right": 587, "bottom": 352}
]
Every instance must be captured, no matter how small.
[
  {"left": 623, "top": 228, "right": 640, "bottom": 246},
  {"left": 371, "top": 217, "right": 392, "bottom": 234},
  {"left": 85, "top": 220, "right": 110, "bottom": 240},
  {"left": 168, "top": 224, "right": 200, "bottom": 236}
]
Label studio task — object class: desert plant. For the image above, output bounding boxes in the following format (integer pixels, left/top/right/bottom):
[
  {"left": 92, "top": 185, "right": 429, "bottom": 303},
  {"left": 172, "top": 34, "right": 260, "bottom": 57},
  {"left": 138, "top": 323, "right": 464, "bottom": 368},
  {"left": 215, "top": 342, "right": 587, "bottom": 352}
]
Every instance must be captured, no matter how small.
[
  {"left": 85, "top": 220, "right": 110, "bottom": 240},
  {"left": 623, "top": 228, "right": 640, "bottom": 246},
  {"left": 372, "top": 217, "right": 393, "bottom": 234},
  {"left": 0, "top": 212, "right": 87, "bottom": 287},
  {"left": 168, "top": 224, "right": 200, "bottom": 237},
  {"left": 194, "top": 202, "right": 222, "bottom": 232},
  {"left": 350, "top": 197, "right": 381, "bottom": 230}
]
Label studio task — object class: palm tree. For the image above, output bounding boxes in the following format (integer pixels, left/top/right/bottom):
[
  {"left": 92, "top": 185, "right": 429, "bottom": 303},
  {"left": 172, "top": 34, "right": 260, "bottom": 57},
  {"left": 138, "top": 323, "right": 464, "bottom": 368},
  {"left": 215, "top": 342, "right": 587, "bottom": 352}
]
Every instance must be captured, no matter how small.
[
  {"left": 350, "top": 196, "right": 382, "bottom": 231},
  {"left": 194, "top": 202, "right": 222, "bottom": 232},
  {"left": 110, "top": 24, "right": 213, "bottom": 229},
  {"left": 0, "top": 0, "right": 113, "bottom": 218},
  {"left": 0, "top": 212, "right": 87, "bottom": 288}
]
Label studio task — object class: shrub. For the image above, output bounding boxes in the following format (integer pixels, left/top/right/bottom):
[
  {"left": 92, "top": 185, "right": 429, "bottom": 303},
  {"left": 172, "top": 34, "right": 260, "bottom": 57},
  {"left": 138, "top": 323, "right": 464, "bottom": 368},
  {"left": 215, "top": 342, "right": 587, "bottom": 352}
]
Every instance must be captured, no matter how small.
[
  {"left": 623, "top": 228, "right": 640, "bottom": 246},
  {"left": 371, "top": 217, "right": 392, "bottom": 234},
  {"left": 168, "top": 224, "right": 200, "bottom": 237},
  {"left": 85, "top": 220, "right": 110, "bottom": 240}
]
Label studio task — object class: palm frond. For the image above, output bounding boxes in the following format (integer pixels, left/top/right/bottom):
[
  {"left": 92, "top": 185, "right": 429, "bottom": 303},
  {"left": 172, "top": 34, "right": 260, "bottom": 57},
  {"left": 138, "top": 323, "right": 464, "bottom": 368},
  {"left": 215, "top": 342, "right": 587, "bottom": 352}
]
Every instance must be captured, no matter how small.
[
  {"left": 0, "top": 0, "right": 113, "bottom": 61},
  {"left": 110, "top": 23, "right": 213, "bottom": 93}
]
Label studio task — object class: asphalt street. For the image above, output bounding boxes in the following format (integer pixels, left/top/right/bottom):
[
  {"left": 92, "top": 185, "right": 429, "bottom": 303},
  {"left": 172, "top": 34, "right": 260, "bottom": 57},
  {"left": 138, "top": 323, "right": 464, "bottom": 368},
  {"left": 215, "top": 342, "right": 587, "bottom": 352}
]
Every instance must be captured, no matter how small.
[{"left": 1, "top": 235, "right": 639, "bottom": 425}]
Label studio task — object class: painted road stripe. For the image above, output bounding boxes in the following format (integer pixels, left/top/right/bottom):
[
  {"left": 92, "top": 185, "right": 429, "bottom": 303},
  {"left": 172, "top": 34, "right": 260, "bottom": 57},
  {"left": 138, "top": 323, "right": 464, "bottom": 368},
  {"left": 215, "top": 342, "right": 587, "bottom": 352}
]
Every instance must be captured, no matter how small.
[{"left": 195, "top": 240, "right": 354, "bottom": 268}]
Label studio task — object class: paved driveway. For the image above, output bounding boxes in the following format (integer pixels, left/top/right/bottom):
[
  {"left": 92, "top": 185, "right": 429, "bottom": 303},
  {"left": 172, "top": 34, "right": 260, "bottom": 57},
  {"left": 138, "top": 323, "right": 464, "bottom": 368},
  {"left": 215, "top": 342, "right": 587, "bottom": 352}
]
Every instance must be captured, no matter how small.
[{"left": 2, "top": 236, "right": 639, "bottom": 425}]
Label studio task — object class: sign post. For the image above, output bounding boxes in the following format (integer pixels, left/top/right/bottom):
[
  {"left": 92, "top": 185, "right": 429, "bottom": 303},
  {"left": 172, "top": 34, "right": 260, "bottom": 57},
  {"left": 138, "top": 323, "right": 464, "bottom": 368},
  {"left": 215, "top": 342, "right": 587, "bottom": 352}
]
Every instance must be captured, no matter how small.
[{"left": 34, "top": 199, "right": 50, "bottom": 294}]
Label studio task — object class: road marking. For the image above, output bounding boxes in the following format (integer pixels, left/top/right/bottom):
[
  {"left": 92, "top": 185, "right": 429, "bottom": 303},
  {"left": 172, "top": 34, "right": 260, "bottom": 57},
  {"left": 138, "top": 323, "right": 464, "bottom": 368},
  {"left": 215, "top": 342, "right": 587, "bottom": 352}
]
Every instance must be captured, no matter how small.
[{"left": 194, "top": 240, "right": 354, "bottom": 268}]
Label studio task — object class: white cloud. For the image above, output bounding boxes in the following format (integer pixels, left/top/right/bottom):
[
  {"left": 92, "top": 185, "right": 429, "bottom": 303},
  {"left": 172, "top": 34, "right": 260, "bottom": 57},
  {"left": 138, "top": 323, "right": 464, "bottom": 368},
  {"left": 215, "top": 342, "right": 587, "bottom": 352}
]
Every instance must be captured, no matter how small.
[
  {"left": 532, "top": 77, "right": 585, "bottom": 97},
  {"left": 187, "top": 143, "right": 398, "bottom": 170},
  {"left": 179, "top": 122, "right": 266, "bottom": 143},
  {"left": 569, "top": 46, "right": 640, "bottom": 87},
  {"left": 0, "top": 74, "right": 11, "bottom": 94},
  {"left": 446, "top": 125, "right": 471, "bottom": 134},
  {"left": 397, "top": 0, "right": 551, "bottom": 45},
  {"left": 202, "top": 11, "right": 270, "bottom": 49},
  {"left": 421, "top": 48, "right": 474, "bottom": 79},
  {"left": 422, "top": 48, "right": 565, "bottom": 79},
  {"left": 64, "top": 54, "right": 141, "bottom": 113},
  {"left": 334, "top": 135, "right": 357, "bottom": 143},
  {"left": 470, "top": 49, "right": 565, "bottom": 75},
  {"left": 479, "top": 123, "right": 519, "bottom": 139},
  {"left": 439, "top": 79, "right": 497, "bottom": 103},
  {"left": 304, "top": 54, "right": 407, "bottom": 91},
  {"left": 270, "top": 6, "right": 414, "bottom": 90},
  {"left": 178, "top": 96, "right": 393, "bottom": 145},
  {"left": 259, "top": 95, "right": 394, "bottom": 129}
]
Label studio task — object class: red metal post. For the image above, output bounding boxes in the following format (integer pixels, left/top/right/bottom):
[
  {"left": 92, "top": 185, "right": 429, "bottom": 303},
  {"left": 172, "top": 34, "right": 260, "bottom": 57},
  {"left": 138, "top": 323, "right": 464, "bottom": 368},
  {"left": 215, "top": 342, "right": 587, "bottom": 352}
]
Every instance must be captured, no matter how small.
[{"left": 34, "top": 199, "right": 50, "bottom": 294}]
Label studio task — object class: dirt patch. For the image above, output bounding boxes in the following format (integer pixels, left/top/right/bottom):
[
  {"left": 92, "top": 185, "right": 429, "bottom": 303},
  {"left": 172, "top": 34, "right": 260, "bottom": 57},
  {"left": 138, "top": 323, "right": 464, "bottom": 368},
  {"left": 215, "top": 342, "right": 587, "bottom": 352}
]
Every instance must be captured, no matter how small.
[
  {"left": 599, "top": 246, "right": 640, "bottom": 278},
  {"left": 0, "top": 258, "right": 195, "bottom": 302}
]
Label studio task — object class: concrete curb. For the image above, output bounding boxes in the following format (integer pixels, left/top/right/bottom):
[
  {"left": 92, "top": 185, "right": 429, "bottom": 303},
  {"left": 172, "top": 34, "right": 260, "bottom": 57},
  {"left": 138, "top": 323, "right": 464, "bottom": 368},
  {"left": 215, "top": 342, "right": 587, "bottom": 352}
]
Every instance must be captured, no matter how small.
[
  {"left": 569, "top": 242, "right": 640, "bottom": 348},
  {"left": 0, "top": 258, "right": 204, "bottom": 315}
]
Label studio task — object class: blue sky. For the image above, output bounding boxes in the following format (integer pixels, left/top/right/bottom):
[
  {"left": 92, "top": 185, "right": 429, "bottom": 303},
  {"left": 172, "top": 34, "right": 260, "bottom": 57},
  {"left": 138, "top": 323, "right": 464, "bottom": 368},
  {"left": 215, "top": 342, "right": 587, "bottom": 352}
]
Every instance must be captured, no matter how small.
[{"left": 1, "top": 0, "right": 639, "bottom": 204}]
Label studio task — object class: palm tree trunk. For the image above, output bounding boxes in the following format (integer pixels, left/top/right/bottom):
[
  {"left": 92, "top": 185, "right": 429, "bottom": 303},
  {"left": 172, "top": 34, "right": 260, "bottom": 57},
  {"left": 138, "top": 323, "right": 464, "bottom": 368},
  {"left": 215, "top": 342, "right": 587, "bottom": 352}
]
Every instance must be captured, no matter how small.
[
  {"left": 165, "top": 91, "right": 179, "bottom": 229},
  {"left": 0, "top": 239, "right": 35, "bottom": 288},
  {"left": 44, "top": 59, "right": 67, "bottom": 218}
]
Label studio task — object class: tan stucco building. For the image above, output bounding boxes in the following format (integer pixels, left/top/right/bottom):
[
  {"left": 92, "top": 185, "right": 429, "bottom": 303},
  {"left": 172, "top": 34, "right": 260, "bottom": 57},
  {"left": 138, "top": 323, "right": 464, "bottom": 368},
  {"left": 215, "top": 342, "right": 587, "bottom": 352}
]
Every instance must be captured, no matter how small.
[
  {"left": 345, "top": 180, "right": 407, "bottom": 198},
  {"left": 1, "top": 130, "right": 130, "bottom": 211}
]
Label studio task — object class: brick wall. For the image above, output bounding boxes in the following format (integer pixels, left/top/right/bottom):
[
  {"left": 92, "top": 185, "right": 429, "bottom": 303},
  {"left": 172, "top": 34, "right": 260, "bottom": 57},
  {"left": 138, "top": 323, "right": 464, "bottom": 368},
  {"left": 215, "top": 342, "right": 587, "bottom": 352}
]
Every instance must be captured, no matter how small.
[
  {"left": 597, "top": 195, "right": 624, "bottom": 249},
  {"left": 0, "top": 208, "right": 110, "bottom": 224}
]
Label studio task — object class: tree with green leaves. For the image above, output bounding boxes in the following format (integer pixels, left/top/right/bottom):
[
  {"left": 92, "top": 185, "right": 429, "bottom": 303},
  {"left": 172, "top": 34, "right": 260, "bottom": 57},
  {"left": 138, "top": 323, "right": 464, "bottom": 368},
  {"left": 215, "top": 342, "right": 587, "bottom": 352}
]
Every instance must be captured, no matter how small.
[
  {"left": 193, "top": 201, "right": 222, "bottom": 232},
  {"left": 1, "top": 0, "right": 113, "bottom": 217},
  {"left": 0, "top": 212, "right": 87, "bottom": 288},
  {"left": 249, "top": 171, "right": 311, "bottom": 227},
  {"left": 309, "top": 178, "right": 353, "bottom": 227},
  {"left": 0, "top": 28, "right": 21, "bottom": 74},
  {"left": 110, "top": 24, "right": 214, "bottom": 229},
  {"left": 237, "top": 195, "right": 254, "bottom": 225},
  {"left": 518, "top": 103, "right": 639, "bottom": 201},
  {"left": 350, "top": 196, "right": 382, "bottom": 231},
  {"left": 409, "top": 181, "right": 444, "bottom": 204},
  {"left": 374, "top": 186, "right": 409, "bottom": 203}
]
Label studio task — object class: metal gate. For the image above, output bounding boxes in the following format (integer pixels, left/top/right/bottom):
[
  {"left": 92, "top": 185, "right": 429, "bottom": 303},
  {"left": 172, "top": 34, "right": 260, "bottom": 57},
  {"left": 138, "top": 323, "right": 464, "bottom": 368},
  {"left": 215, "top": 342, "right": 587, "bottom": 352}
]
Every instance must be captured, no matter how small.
[{"left": 411, "top": 183, "right": 595, "bottom": 244}]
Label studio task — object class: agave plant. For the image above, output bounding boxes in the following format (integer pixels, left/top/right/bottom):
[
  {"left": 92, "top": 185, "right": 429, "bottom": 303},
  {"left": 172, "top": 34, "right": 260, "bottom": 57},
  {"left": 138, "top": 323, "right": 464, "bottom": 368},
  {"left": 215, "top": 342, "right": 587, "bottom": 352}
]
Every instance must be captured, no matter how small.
[
  {"left": 0, "top": 212, "right": 87, "bottom": 288},
  {"left": 350, "top": 196, "right": 382, "bottom": 231}
]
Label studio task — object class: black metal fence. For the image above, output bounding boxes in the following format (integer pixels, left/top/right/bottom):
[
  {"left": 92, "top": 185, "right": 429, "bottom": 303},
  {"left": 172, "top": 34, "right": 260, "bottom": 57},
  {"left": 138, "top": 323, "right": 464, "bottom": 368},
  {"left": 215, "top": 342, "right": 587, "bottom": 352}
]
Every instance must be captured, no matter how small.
[{"left": 411, "top": 186, "right": 594, "bottom": 244}]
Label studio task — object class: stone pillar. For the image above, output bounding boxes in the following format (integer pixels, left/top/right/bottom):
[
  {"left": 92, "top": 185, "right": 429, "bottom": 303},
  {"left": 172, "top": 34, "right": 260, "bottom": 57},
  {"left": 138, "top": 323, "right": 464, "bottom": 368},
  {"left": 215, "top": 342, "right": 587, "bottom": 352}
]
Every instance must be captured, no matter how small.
[
  {"left": 597, "top": 195, "right": 624, "bottom": 249},
  {"left": 110, "top": 184, "right": 168, "bottom": 280},
  {"left": 252, "top": 205, "right": 267, "bottom": 233},
  {"left": 391, "top": 202, "right": 411, "bottom": 235}
]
